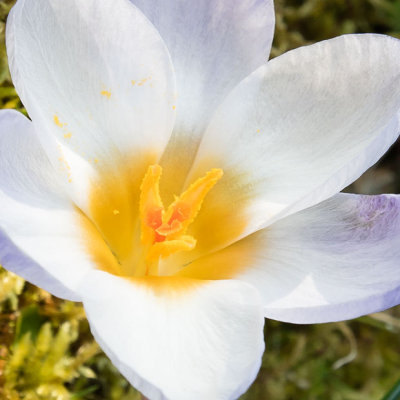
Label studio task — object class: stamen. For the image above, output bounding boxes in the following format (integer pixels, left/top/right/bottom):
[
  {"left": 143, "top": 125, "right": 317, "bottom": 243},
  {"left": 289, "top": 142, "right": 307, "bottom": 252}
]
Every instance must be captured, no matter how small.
[
  {"left": 138, "top": 164, "right": 223, "bottom": 275},
  {"left": 139, "top": 164, "right": 164, "bottom": 245},
  {"left": 162, "top": 168, "right": 223, "bottom": 239}
]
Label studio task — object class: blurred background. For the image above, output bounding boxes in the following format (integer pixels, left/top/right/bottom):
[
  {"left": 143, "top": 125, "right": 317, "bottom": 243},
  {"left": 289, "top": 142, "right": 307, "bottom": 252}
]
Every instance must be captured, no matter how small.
[{"left": 0, "top": 0, "right": 400, "bottom": 399}]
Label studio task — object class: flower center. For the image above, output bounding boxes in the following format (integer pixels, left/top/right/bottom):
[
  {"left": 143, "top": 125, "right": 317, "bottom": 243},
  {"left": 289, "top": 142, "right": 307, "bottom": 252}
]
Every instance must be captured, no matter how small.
[{"left": 138, "top": 164, "right": 223, "bottom": 276}]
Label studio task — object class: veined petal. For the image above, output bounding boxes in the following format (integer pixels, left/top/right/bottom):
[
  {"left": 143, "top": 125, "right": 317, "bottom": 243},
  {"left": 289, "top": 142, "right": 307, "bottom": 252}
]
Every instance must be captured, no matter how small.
[
  {"left": 81, "top": 271, "right": 265, "bottom": 400},
  {"left": 131, "top": 0, "right": 275, "bottom": 201},
  {"left": 180, "top": 193, "right": 400, "bottom": 324},
  {"left": 187, "top": 34, "right": 400, "bottom": 251},
  {"left": 7, "top": 0, "right": 176, "bottom": 211},
  {"left": 0, "top": 110, "right": 99, "bottom": 300},
  {"left": 0, "top": 230, "right": 77, "bottom": 300}
]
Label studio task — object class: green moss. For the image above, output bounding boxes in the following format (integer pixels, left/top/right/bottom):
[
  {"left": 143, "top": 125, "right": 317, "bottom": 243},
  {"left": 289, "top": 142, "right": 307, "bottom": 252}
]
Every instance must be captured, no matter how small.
[{"left": 3, "top": 308, "right": 100, "bottom": 400}]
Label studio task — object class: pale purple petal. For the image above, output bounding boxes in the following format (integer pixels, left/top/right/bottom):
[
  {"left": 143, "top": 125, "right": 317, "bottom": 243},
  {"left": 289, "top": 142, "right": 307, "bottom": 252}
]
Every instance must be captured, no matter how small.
[
  {"left": 0, "top": 109, "right": 95, "bottom": 300},
  {"left": 81, "top": 271, "right": 265, "bottom": 400},
  {"left": 184, "top": 34, "right": 400, "bottom": 255},
  {"left": 132, "top": 0, "right": 275, "bottom": 200},
  {"left": 7, "top": 0, "right": 176, "bottom": 212},
  {"left": 241, "top": 193, "right": 400, "bottom": 323}
]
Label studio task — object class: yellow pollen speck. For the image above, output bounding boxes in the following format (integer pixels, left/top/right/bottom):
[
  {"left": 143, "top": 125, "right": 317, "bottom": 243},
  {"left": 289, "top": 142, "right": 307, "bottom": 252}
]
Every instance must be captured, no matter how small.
[
  {"left": 101, "top": 90, "right": 112, "bottom": 99},
  {"left": 138, "top": 77, "right": 151, "bottom": 86},
  {"left": 256, "top": 129, "right": 261, "bottom": 133},
  {"left": 113, "top": 209, "right": 120, "bottom": 215},
  {"left": 172, "top": 105, "right": 176, "bottom": 110},
  {"left": 131, "top": 80, "right": 136, "bottom": 86},
  {"left": 53, "top": 115, "right": 65, "bottom": 128},
  {"left": 94, "top": 158, "right": 99, "bottom": 164},
  {"left": 63, "top": 132, "right": 72, "bottom": 139}
]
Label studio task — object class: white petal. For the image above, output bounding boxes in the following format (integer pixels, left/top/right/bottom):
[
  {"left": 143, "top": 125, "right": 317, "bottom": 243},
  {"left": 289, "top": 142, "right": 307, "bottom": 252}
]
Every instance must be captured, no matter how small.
[
  {"left": 0, "top": 230, "right": 77, "bottom": 301},
  {"left": 180, "top": 193, "right": 400, "bottom": 323},
  {"left": 0, "top": 110, "right": 100, "bottom": 300},
  {"left": 81, "top": 272, "right": 265, "bottom": 400},
  {"left": 131, "top": 0, "right": 275, "bottom": 200},
  {"left": 187, "top": 34, "right": 400, "bottom": 245},
  {"left": 7, "top": 0, "right": 176, "bottom": 210}
]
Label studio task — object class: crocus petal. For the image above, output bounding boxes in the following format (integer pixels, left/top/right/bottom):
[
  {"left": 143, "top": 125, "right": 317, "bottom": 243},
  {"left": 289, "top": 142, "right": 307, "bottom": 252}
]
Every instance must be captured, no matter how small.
[
  {"left": 81, "top": 271, "right": 264, "bottom": 400},
  {"left": 131, "top": 0, "right": 275, "bottom": 200},
  {"left": 7, "top": 0, "right": 176, "bottom": 211},
  {"left": 187, "top": 34, "right": 400, "bottom": 250},
  {"left": 180, "top": 193, "right": 400, "bottom": 324},
  {"left": 0, "top": 110, "right": 100, "bottom": 300}
]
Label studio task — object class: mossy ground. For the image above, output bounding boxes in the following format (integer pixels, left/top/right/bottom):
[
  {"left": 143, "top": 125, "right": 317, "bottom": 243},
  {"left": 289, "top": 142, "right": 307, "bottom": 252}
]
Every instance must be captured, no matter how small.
[{"left": 0, "top": 0, "right": 400, "bottom": 399}]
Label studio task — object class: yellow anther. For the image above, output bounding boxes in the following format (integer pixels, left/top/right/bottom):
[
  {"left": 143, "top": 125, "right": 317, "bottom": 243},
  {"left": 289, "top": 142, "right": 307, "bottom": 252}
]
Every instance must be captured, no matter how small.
[
  {"left": 147, "top": 236, "right": 197, "bottom": 263},
  {"left": 162, "top": 168, "right": 224, "bottom": 238},
  {"left": 138, "top": 164, "right": 223, "bottom": 273},
  {"left": 139, "top": 164, "right": 164, "bottom": 245}
]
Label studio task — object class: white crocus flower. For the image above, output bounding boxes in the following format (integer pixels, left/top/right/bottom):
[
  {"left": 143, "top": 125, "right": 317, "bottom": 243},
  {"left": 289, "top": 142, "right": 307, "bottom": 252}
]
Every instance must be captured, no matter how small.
[{"left": 1, "top": 0, "right": 400, "bottom": 398}]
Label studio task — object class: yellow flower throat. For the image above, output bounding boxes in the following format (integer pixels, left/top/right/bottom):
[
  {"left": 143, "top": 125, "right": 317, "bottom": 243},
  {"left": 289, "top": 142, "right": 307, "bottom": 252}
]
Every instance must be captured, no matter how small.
[{"left": 138, "top": 165, "right": 223, "bottom": 276}]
